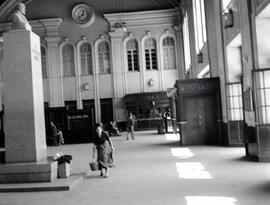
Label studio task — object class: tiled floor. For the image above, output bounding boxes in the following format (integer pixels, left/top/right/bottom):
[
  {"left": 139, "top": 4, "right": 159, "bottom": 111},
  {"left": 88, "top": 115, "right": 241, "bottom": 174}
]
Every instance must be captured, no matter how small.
[{"left": 0, "top": 131, "right": 270, "bottom": 205}]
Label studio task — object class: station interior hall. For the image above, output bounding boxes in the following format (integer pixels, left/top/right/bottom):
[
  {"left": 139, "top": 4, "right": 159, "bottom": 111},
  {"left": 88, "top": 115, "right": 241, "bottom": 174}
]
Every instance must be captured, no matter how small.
[{"left": 0, "top": 0, "right": 270, "bottom": 204}]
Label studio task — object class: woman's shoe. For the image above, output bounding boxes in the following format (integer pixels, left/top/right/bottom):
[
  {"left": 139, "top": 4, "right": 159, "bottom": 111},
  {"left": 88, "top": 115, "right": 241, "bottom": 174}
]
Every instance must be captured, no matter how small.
[{"left": 104, "top": 169, "right": 109, "bottom": 178}]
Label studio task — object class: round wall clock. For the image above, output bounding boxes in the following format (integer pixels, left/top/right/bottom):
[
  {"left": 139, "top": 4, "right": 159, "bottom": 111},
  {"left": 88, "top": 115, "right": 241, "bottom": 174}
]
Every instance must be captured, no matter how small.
[{"left": 71, "top": 3, "right": 95, "bottom": 27}]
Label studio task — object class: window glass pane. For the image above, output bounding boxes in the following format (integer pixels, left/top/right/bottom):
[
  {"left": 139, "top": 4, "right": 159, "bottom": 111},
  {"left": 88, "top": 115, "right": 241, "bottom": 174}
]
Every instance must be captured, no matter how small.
[
  {"left": 127, "top": 40, "right": 139, "bottom": 71},
  {"left": 80, "top": 43, "right": 92, "bottom": 75},
  {"left": 239, "top": 98, "right": 243, "bottom": 108},
  {"left": 262, "top": 107, "right": 267, "bottom": 123},
  {"left": 234, "top": 109, "right": 240, "bottom": 120},
  {"left": 63, "top": 44, "right": 75, "bottom": 76},
  {"left": 264, "top": 70, "right": 270, "bottom": 87},
  {"left": 267, "top": 107, "right": 270, "bottom": 123},
  {"left": 41, "top": 46, "right": 47, "bottom": 78},
  {"left": 145, "top": 38, "right": 157, "bottom": 70},
  {"left": 163, "top": 37, "right": 176, "bottom": 69},
  {"left": 259, "top": 90, "right": 266, "bottom": 106},
  {"left": 259, "top": 72, "right": 264, "bottom": 88},
  {"left": 265, "top": 89, "right": 270, "bottom": 105},
  {"left": 227, "top": 83, "right": 243, "bottom": 120},
  {"left": 255, "top": 70, "right": 270, "bottom": 123},
  {"left": 201, "top": 0, "right": 207, "bottom": 42},
  {"left": 98, "top": 42, "right": 110, "bottom": 74},
  {"left": 183, "top": 13, "right": 191, "bottom": 70},
  {"left": 232, "top": 84, "right": 239, "bottom": 96}
]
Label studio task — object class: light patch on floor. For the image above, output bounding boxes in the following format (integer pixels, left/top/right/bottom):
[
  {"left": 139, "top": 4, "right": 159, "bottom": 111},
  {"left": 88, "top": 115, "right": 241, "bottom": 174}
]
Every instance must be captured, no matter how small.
[
  {"left": 170, "top": 148, "right": 194, "bottom": 159},
  {"left": 185, "top": 196, "right": 237, "bottom": 205},
  {"left": 165, "top": 133, "right": 180, "bottom": 141},
  {"left": 176, "top": 162, "right": 212, "bottom": 179}
]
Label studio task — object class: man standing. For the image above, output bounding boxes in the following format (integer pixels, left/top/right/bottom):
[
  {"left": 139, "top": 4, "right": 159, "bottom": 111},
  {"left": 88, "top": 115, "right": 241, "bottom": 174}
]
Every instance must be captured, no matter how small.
[{"left": 126, "top": 112, "right": 135, "bottom": 140}]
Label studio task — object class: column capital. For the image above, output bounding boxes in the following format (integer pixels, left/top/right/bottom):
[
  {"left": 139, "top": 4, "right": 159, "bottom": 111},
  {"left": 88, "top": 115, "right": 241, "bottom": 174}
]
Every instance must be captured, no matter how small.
[
  {"left": 108, "top": 28, "right": 126, "bottom": 38},
  {"left": 45, "top": 36, "right": 61, "bottom": 44},
  {"left": 39, "top": 18, "right": 62, "bottom": 37}
]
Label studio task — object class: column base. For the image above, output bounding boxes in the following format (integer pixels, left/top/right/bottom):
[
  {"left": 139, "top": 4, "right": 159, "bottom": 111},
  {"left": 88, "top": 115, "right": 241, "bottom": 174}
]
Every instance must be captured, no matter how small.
[
  {"left": 0, "top": 157, "right": 57, "bottom": 183},
  {"left": 257, "top": 152, "right": 270, "bottom": 162}
]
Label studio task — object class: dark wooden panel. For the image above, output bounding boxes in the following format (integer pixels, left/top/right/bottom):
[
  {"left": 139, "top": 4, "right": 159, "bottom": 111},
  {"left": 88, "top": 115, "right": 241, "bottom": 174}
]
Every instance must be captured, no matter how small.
[
  {"left": 184, "top": 96, "right": 218, "bottom": 145},
  {"left": 228, "top": 121, "right": 244, "bottom": 146},
  {"left": 258, "top": 126, "right": 270, "bottom": 152},
  {"left": 100, "top": 98, "right": 113, "bottom": 125},
  {"left": 175, "top": 78, "right": 222, "bottom": 145}
]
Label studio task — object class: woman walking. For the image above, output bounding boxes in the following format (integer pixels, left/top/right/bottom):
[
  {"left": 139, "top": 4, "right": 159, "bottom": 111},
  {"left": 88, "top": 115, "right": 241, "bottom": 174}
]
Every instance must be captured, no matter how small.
[{"left": 92, "top": 123, "right": 115, "bottom": 178}]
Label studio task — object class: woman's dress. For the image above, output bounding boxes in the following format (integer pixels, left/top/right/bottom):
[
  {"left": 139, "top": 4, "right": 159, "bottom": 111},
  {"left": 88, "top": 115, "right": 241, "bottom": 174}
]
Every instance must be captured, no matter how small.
[{"left": 93, "top": 131, "right": 113, "bottom": 169}]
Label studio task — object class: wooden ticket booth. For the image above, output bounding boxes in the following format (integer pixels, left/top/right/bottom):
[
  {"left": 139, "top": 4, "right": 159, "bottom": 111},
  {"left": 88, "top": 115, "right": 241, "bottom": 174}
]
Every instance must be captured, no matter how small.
[
  {"left": 125, "top": 92, "right": 170, "bottom": 130},
  {"left": 175, "top": 78, "right": 223, "bottom": 145}
]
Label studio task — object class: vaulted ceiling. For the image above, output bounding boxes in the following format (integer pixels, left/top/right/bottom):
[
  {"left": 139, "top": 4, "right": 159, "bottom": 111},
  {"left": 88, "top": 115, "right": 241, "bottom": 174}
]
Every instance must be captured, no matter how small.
[{"left": 0, "top": 0, "right": 180, "bottom": 23}]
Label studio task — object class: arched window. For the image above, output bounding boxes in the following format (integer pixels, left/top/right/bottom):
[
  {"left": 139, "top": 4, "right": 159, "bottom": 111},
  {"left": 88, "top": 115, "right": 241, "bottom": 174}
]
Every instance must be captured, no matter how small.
[
  {"left": 127, "top": 39, "right": 139, "bottom": 71},
  {"left": 144, "top": 38, "right": 157, "bottom": 70},
  {"left": 162, "top": 37, "right": 176, "bottom": 69},
  {"left": 41, "top": 46, "right": 47, "bottom": 78},
  {"left": 98, "top": 41, "right": 110, "bottom": 74},
  {"left": 80, "top": 43, "right": 93, "bottom": 75},
  {"left": 62, "top": 44, "right": 75, "bottom": 76}
]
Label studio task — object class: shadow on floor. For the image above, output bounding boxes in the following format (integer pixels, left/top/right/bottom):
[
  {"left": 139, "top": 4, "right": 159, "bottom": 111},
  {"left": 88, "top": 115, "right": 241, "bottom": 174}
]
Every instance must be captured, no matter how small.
[
  {"left": 235, "top": 156, "right": 258, "bottom": 163},
  {"left": 150, "top": 141, "right": 180, "bottom": 147},
  {"left": 254, "top": 181, "right": 270, "bottom": 195}
]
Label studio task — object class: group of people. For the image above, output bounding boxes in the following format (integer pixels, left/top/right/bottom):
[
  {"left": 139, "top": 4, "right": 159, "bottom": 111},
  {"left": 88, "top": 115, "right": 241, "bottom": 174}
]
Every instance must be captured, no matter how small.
[
  {"left": 158, "top": 109, "right": 172, "bottom": 134},
  {"left": 49, "top": 113, "right": 136, "bottom": 179}
]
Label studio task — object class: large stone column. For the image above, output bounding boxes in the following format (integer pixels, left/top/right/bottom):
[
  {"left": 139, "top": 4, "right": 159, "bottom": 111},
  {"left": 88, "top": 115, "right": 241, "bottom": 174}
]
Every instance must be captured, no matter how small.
[
  {"left": 46, "top": 36, "right": 64, "bottom": 107},
  {"left": 42, "top": 18, "right": 63, "bottom": 107},
  {"left": 108, "top": 28, "right": 126, "bottom": 122},
  {"left": 0, "top": 29, "right": 57, "bottom": 183}
]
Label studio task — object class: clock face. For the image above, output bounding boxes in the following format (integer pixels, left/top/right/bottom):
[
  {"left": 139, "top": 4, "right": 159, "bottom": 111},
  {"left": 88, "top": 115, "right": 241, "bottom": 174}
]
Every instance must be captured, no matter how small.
[{"left": 72, "top": 4, "right": 95, "bottom": 27}]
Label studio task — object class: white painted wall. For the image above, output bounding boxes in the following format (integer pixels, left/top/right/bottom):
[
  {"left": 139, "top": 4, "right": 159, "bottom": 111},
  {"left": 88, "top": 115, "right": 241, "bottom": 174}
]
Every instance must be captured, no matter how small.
[
  {"left": 256, "top": 18, "right": 270, "bottom": 68},
  {"left": 226, "top": 47, "right": 242, "bottom": 82},
  {"left": 80, "top": 75, "right": 95, "bottom": 99},
  {"left": 163, "top": 70, "right": 179, "bottom": 88},
  {"left": 63, "top": 77, "right": 76, "bottom": 100},
  {"left": 98, "top": 75, "right": 113, "bottom": 98},
  {"left": 126, "top": 72, "right": 141, "bottom": 94}
]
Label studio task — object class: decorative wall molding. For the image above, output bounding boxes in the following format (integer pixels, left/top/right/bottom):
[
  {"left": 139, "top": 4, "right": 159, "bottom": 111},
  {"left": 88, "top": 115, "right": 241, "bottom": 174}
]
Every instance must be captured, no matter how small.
[{"left": 104, "top": 8, "right": 178, "bottom": 29}]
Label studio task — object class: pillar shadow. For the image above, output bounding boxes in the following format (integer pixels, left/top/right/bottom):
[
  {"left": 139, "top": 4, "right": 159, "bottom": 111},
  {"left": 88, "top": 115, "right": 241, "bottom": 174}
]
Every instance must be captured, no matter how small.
[
  {"left": 254, "top": 181, "right": 270, "bottom": 195},
  {"left": 235, "top": 156, "right": 258, "bottom": 162},
  {"left": 150, "top": 141, "right": 180, "bottom": 147}
]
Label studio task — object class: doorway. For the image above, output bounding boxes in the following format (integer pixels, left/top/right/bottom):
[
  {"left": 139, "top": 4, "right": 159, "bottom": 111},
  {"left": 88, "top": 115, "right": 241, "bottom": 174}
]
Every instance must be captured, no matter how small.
[
  {"left": 100, "top": 98, "right": 113, "bottom": 125},
  {"left": 176, "top": 78, "right": 222, "bottom": 145},
  {"left": 184, "top": 96, "right": 218, "bottom": 145}
]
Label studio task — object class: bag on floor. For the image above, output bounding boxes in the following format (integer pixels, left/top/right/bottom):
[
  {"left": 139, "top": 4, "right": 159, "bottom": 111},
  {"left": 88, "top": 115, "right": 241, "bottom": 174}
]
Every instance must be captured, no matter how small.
[{"left": 89, "top": 162, "right": 99, "bottom": 171}]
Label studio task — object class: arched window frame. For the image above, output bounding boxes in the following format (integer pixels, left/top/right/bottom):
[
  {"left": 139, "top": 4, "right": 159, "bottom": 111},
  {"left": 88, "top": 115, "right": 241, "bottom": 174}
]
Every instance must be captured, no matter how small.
[
  {"left": 95, "top": 38, "right": 111, "bottom": 74},
  {"left": 59, "top": 41, "right": 76, "bottom": 77},
  {"left": 123, "top": 35, "right": 139, "bottom": 72},
  {"left": 159, "top": 31, "right": 177, "bottom": 70},
  {"left": 77, "top": 40, "right": 94, "bottom": 75},
  {"left": 141, "top": 33, "right": 158, "bottom": 71},
  {"left": 40, "top": 45, "right": 48, "bottom": 79}
]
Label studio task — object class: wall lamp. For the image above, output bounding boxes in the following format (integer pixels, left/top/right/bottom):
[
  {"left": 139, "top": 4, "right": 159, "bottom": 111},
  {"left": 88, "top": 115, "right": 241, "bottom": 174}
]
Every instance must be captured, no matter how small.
[
  {"left": 222, "top": 8, "right": 234, "bottom": 28},
  {"left": 148, "top": 78, "right": 154, "bottom": 86},
  {"left": 82, "top": 83, "right": 89, "bottom": 90},
  {"left": 197, "top": 52, "right": 203, "bottom": 63}
]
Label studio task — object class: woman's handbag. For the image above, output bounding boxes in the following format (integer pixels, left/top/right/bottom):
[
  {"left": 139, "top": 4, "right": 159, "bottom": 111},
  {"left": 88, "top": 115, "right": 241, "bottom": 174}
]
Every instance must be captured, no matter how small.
[{"left": 89, "top": 162, "right": 99, "bottom": 171}]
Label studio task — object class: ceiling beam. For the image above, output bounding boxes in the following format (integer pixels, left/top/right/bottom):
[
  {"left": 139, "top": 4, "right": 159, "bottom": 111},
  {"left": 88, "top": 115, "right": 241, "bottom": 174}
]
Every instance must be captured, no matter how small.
[{"left": 150, "top": 0, "right": 169, "bottom": 9}]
